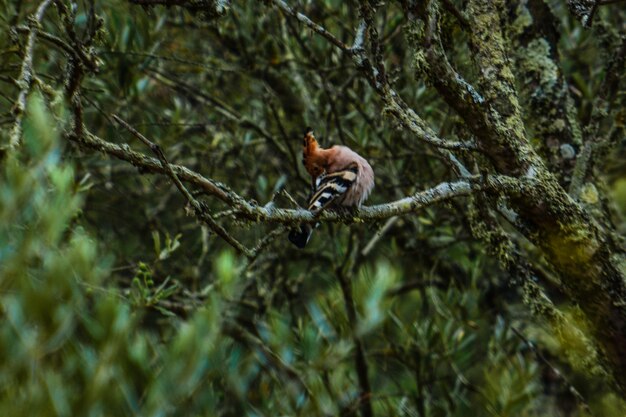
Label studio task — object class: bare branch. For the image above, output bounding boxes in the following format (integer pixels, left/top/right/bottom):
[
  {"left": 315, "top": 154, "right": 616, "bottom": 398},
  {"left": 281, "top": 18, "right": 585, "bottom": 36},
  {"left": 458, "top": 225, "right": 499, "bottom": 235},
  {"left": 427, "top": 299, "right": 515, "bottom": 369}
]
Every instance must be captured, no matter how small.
[
  {"left": 360, "top": 216, "right": 398, "bottom": 257},
  {"left": 271, "top": 0, "right": 351, "bottom": 52},
  {"left": 7, "top": 0, "right": 53, "bottom": 151},
  {"left": 145, "top": 68, "right": 293, "bottom": 162},
  {"left": 71, "top": 127, "right": 492, "bottom": 224},
  {"left": 14, "top": 25, "right": 99, "bottom": 72},
  {"left": 270, "top": 0, "right": 478, "bottom": 154},
  {"left": 567, "top": 0, "right": 626, "bottom": 27},
  {"left": 112, "top": 115, "right": 254, "bottom": 257},
  {"left": 511, "top": 326, "right": 593, "bottom": 414},
  {"left": 570, "top": 35, "right": 626, "bottom": 197},
  {"left": 505, "top": 0, "right": 583, "bottom": 188}
]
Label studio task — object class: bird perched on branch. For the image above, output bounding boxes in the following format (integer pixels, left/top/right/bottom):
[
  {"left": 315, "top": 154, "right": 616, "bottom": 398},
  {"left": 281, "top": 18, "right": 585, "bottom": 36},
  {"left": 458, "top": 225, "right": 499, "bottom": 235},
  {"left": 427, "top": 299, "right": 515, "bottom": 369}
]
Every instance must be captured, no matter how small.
[{"left": 288, "top": 128, "right": 374, "bottom": 248}]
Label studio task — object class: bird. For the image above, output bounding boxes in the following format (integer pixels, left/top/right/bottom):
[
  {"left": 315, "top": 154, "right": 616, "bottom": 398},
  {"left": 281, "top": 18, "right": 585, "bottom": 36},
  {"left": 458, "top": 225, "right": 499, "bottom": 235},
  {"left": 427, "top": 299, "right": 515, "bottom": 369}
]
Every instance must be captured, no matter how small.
[{"left": 288, "top": 128, "right": 374, "bottom": 248}]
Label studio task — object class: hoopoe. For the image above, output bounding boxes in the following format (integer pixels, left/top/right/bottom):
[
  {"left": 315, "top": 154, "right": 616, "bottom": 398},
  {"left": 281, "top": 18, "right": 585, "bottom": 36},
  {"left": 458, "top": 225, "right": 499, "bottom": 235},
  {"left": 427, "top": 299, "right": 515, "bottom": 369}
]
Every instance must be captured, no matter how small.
[{"left": 288, "top": 128, "right": 374, "bottom": 248}]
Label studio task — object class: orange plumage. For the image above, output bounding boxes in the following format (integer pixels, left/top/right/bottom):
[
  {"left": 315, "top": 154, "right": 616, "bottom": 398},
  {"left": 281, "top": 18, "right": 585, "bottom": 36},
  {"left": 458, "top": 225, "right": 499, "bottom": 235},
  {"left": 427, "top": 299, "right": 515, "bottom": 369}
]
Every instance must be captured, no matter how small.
[
  {"left": 289, "top": 129, "right": 375, "bottom": 248},
  {"left": 302, "top": 129, "right": 327, "bottom": 181},
  {"left": 301, "top": 128, "right": 374, "bottom": 207}
]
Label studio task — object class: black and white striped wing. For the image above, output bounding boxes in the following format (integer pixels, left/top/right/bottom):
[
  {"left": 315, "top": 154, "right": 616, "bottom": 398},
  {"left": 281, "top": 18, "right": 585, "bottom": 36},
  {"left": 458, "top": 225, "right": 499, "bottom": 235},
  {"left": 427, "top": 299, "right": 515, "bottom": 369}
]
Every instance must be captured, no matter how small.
[
  {"left": 287, "top": 166, "right": 359, "bottom": 249},
  {"left": 307, "top": 166, "right": 358, "bottom": 213}
]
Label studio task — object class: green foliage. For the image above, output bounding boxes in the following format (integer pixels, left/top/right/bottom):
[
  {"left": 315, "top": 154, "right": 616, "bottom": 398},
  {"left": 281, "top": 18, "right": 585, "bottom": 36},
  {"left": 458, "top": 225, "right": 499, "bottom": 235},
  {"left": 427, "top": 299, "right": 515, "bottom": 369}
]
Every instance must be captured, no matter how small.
[
  {"left": 0, "top": 100, "right": 545, "bottom": 414},
  {"left": 1, "top": 1, "right": 625, "bottom": 416}
]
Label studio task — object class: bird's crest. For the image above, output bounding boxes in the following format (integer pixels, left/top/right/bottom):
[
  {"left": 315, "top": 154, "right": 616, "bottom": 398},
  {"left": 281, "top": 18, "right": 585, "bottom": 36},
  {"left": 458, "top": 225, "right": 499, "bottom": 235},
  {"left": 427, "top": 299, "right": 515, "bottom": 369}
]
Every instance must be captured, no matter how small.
[
  {"left": 302, "top": 129, "right": 325, "bottom": 179},
  {"left": 303, "top": 128, "right": 318, "bottom": 148}
]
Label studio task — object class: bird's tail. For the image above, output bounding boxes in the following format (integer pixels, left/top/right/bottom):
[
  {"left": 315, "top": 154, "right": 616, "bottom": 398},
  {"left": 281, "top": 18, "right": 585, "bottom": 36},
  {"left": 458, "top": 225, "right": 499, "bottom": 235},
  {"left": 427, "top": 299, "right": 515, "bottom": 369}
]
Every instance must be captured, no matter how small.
[{"left": 288, "top": 224, "right": 314, "bottom": 248}]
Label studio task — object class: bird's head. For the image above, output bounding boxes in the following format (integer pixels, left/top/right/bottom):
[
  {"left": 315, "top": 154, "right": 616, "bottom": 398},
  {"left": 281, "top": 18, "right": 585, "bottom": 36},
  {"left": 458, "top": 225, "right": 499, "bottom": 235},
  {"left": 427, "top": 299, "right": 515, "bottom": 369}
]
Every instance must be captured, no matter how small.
[
  {"left": 302, "top": 127, "right": 318, "bottom": 148},
  {"left": 302, "top": 128, "right": 326, "bottom": 179}
]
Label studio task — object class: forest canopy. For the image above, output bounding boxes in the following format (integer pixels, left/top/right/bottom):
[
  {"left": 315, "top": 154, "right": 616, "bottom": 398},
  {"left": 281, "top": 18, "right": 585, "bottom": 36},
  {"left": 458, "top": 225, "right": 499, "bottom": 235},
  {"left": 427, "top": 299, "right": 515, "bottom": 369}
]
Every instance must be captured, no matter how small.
[{"left": 1, "top": 0, "right": 626, "bottom": 416}]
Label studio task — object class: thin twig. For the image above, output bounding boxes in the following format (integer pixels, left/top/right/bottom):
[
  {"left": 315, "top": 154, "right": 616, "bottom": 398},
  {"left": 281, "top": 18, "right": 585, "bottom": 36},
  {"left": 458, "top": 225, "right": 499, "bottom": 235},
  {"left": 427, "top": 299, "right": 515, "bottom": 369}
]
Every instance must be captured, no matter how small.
[
  {"left": 112, "top": 114, "right": 254, "bottom": 257},
  {"left": 361, "top": 216, "right": 398, "bottom": 257},
  {"left": 14, "top": 25, "right": 99, "bottom": 71},
  {"left": 270, "top": 0, "right": 478, "bottom": 153},
  {"left": 145, "top": 67, "right": 292, "bottom": 160},
  {"left": 510, "top": 326, "right": 593, "bottom": 415},
  {"left": 585, "top": 1, "right": 600, "bottom": 27},
  {"left": 248, "top": 226, "right": 287, "bottom": 264},
  {"left": 569, "top": 35, "right": 626, "bottom": 197},
  {"left": 271, "top": 0, "right": 351, "bottom": 52}
]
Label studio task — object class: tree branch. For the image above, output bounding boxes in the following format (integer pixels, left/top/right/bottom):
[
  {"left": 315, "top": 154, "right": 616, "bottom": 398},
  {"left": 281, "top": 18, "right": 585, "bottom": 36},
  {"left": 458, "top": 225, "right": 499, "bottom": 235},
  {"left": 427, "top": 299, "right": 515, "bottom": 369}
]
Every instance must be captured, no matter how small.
[
  {"left": 567, "top": 0, "right": 626, "bottom": 27},
  {"left": 7, "top": 0, "right": 53, "bottom": 151},
  {"left": 505, "top": 0, "right": 583, "bottom": 188},
  {"left": 270, "top": 0, "right": 478, "bottom": 153},
  {"left": 14, "top": 25, "right": 99, "bottom": 72},
  {"left": 271, "top": 0, "right": 351, "bottom": 52},
  {"left": 71, "top": 126, "right": 493, "bottom": 225},
  {"left": 112, "top": 114, "right": 254, "bottom": 257},
  {"left": 570, "top": 35, "right": 626, "bottom": 197}
]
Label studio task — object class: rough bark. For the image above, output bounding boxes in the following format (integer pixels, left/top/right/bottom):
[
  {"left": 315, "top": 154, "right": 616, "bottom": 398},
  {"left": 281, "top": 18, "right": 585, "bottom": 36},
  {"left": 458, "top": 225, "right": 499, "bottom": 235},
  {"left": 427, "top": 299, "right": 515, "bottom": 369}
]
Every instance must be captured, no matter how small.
[
  {"left": 469, "top": 0, "right": 626, "bottom": 392},
  {"left": 506, "top": 0, "right": 583, "bottom": 187},
  {"left": 407, "top": 0, "right": 626, "bottom": 392}
]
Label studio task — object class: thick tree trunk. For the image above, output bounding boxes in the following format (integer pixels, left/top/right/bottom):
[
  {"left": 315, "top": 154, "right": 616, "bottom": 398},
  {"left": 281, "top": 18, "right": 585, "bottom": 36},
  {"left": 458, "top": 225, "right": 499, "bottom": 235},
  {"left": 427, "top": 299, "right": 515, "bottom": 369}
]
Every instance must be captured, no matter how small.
[
  {"left": 408, "top": 0, "right": 626, "bottom": 392},
  {"left": 467, "top": 0, "right": 626, "bottom": 392},
  {"left": 511, "top": 176, "right": 626, "bottom": 390}
]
